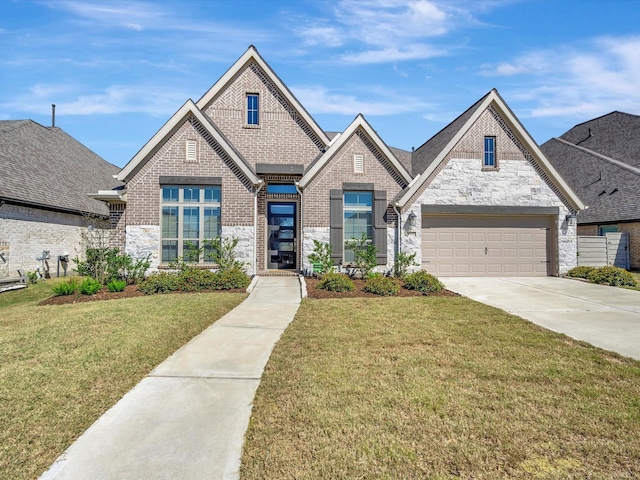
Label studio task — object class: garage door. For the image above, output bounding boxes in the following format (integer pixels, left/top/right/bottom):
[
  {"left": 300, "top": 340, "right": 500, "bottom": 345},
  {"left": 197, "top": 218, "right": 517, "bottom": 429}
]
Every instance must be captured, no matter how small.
[{"left": 422, "top": 215, "right": 550, "bottom": 276}]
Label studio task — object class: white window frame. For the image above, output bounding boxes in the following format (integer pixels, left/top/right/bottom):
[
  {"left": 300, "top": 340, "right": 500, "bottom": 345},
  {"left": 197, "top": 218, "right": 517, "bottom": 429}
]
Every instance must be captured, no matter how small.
[
  {"left": 246, "top": 93, "right": 259, "bottom": 126},
  {"left": 483, "top": 136, "right": 496, "bottom": 169},
  {"left": 343, "top": 191, "right": 373, "bottom": 264}
]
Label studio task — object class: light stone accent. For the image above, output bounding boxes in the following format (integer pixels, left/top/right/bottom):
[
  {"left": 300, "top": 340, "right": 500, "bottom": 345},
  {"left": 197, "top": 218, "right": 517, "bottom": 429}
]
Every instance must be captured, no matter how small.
[
  {"left": 0, "top": 204, "right": 92, "bottom": 277},
  {"left": 409, "top": 157, "right": 577, "bottom": 275},
  {"left": 0, "top": 244, "right": 10, "bottom": 278},
  {"left": 221, "top": 226, "right": 255, "bottom": 274},
  {"left": 125, "top": 225, "right": 256, "bottom": 274},
  {"left": 400, "top": 205, "right": 422, "bottom": 271},
  {"left": 302, "top": 227, "right": 329, "bottom": 272},
  {"left": 126, "top": 225, "right": 161, "bottom": 271}
]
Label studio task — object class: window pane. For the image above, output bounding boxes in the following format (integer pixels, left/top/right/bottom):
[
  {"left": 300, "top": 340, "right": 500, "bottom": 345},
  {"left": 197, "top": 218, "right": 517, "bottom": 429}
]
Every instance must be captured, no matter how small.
[
  {"left": 162, "top": 240, "right": 178, "bottom": 262},
  {"left": 204, "top": 207, "right": 220, "bottom": 238},
  {"left": 183, "top": 240, "right": 200, "bottom": 262},
  {"left": 204, "top": 187, "right": 221, "bottom": 203},
  {"left": 162, "top": 187, "right": 178, "bottom": 203},
  {"left": 183, "top": 207, "right": 200, "bottom": 238},
  {"left": 344, "top": 211, "right": 372, "bottom": 240},
  {"left": 204, "top": 240, "right": 218, "bottom": 263},
  {"left": 267, "top": 184, "right": 298, "bottom": 194},
  {"left": 344, "top": 191, "right": 372, "bottom": 207},
  {"left": 247, "top": 94, "right": 259, "bottom": 125},
  {"left": 183, "top": 187, "right": 200, "bottom": 203},
  {"left": 484, "top": 137, "right": 495, "bottom": 167},
  {"left": 162, "top": 207, "right": 178, "bottom": 238}
]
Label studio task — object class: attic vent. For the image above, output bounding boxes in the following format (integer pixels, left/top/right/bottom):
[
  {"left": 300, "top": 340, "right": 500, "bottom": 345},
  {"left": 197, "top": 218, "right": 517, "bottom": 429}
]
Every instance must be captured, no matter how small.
[
  {"left": 185, "top": 139, "right": 197, "bottom": 163},
  {"left": 354, "top": 154, "right": 364, "bottom": 173}
]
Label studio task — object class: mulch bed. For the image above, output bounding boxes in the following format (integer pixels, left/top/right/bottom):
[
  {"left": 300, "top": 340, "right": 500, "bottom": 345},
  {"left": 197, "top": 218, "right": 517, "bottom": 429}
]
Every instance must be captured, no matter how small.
[
  {"left": 303, "top": 277, "right": 459, "bottom": 299},
  {"left": 38, "top": 284, "right": 246, "bottom": 306}
]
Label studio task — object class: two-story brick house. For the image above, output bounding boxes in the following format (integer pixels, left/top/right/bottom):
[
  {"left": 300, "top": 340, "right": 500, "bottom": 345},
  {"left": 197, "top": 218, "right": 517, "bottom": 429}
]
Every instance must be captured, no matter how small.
[{"left": 92, "top": 46, "right": 584, "bottom": 277}]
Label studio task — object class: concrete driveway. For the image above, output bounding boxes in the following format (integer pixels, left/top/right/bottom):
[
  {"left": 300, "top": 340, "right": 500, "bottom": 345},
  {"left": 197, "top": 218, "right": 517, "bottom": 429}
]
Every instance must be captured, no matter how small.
[{"left": 444, "top": 276, "right": 640, "bottom": 360}]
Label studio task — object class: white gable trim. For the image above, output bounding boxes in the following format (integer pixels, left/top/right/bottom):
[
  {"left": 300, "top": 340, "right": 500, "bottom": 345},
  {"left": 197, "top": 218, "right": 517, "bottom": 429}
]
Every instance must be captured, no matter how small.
[
  {"left": 298, "top": 114, "right": 413, "bottom": 189},
  {"left": 395, "top": 90, "right": 585, "bottom": 211},
  {"left": 116, "top": 100, "right": 260, "bottom": 185},
  {"left": 196, "top": 45, "right": 330, "bottom": 147}
]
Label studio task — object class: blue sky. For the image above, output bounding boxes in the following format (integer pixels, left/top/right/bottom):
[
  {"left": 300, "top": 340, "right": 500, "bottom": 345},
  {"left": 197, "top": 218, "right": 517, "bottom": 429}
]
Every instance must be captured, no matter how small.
[{"left": 2, "top": 0, "right": 640, "bottom": 168}]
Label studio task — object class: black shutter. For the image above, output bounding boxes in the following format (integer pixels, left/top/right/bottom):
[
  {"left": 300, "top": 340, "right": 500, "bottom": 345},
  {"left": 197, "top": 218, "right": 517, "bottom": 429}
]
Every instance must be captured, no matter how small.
[
  {"left": 374, "top": 190, "right": 387, "bottom": 265},
  {"left": 330, "top": 189, "right": 343, "bottom": 266}
]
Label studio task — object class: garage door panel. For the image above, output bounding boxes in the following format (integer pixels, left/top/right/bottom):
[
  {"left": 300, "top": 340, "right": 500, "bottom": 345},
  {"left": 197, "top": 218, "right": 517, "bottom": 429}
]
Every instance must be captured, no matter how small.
[{"left": 422, "top": 215, "right": 551, "bottom": 277}]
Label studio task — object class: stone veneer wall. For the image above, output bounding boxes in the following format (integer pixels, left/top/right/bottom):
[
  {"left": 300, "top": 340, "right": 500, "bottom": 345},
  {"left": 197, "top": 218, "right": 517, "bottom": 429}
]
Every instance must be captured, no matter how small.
[
  {"left": 0, "top": 203, "right": 96, "bottom": 277},
  {"left": 402, "top": 108, "right": 577, "bottom": 275},
  {"left": 301, "top": 129, "right": 408, "bottom": 271}
]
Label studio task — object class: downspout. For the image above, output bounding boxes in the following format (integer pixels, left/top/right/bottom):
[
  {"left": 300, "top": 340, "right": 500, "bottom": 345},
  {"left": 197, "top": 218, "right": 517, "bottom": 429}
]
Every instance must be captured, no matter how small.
[
  {"left": 295, "top": 181, "right": 304, "bottom": 273},
  {"left": 253, "top": 180, "right": 265, "bottom": 276},
  {"left": 392, "top": 203, "right": 402, "bottom": 258}
]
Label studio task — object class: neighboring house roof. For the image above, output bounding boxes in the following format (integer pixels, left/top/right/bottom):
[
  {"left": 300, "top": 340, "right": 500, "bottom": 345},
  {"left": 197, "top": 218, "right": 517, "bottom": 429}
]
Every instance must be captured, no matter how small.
[
  {"left": 196, "top": 45, "right": 330, "bottom": 149},
  {"left": 395, "top": 89, "right": 585, "bottom": 212},
  {"left": 388, "top": 146, "right": 413, "bottom": 174},
  {"left": 116, "top": 100, "right": 260, "bottom": 185},
  {"left": 541, "top": 133, "right": 640, "bottom": 225},
  {"left": 0, "top": 120, "right": 120, "bottom": 216},
  {"left": 558, "top": 111, "right": 640, "bottom": 169},
  {"left": 298, "top": 114, "right": 413, "bottom": 189}
]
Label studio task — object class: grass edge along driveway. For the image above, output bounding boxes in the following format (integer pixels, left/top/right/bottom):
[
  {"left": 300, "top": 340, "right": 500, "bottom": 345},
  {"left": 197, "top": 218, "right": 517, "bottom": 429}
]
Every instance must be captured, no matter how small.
[
  {"left": 242, "top": 296, "right": 640, "bottom": 479},
  {"left": 0, "top": 279, "right": 247, "bottom": 480}
]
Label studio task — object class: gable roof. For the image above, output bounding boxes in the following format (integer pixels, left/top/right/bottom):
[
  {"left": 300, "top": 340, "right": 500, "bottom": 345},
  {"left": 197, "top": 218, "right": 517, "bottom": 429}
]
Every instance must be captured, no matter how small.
[
  {"left": 541, "top": 137, "right": 640, "bottom": 224},
  {"left": 196, "top": 45, "right": 330, "bottom": 148},
  {"left": 116, "top": 100, "right": 260, "bottom": 185},
  {"left": 558, "top": 111, "right": 640, "bottom": 169},
  {"left": 395, "top": 89, "right": 585, "bottom": 212},
  {"left": 0, "top": 120, "right": 120, "bottom": 216},
  {"left": 298, "top": 114, "right": 413, "bottom": 189}
]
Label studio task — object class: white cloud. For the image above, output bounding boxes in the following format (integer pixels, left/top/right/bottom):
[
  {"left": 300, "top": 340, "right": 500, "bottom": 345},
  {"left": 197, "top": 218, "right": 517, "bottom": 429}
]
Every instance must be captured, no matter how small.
[
  {"left": 1, "top": 83, "right": 188, "bottom": 117},
  {"left": 482, "top": 36, "right": 640, "bottom": 119},
  {"left": 292, "top": 84, "right": 431, "bottom": 116},
  {"left": 46, "top": 0, "right": 165, "bottom": 30},
  {"left": 294, "top": 0, "right": 483, "bottom": 64}
]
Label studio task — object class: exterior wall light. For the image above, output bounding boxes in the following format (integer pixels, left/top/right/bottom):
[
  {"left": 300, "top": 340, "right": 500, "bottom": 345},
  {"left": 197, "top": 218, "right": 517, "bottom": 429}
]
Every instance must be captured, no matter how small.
[
  {"left": 565, "top": 213, "right": 577, "bottom": 226},
  {"left": 406, "top": 211, "right": 418, "bottom": 234}
]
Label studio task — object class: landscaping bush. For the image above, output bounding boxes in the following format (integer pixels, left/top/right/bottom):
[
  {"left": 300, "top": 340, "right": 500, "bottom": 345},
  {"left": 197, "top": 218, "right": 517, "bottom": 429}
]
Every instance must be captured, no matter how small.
[
  {"left": 107, "top": 279, "right": 127, "bottom": 293},
  {"left": 317, "top": 272, "right": 355, "bottom": 292},
  {"left": 345, "top": 234, "right": 378, "bottom": 278},
  {"left": 393, "top": 251, "right": 418, "bottom": 279},
  {"left": 307, "top": 240, "right": 334, "bottom": 276},
  {"left": 79, "top": 277, "right": 102, "bottom": 295},
  {"left": 212, "top": 268, "right": 251, "bottom": 290},
  {"left": 403, "top": 270, "right": 444, "bottom": 294},
  {"left": 138, "top": 272, "right": 185, "bottom": 295},
  {"left": 587, "top": 266, "right": 637, "bottom": 287},
  {"left": 566, "top": 266, "right": 596, "bottom": 279},
  {"left": 52, "top": 278, "right": 78, "bottom": 296},
  {"left": 363, "top": 275, "right": 401, "bottom": 296}
]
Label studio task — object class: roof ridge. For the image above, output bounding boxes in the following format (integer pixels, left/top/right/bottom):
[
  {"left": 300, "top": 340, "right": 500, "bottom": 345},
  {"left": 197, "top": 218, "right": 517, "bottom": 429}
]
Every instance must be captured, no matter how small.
[{"left": 553, "top": 137, "right": 640, "bottom": 175}]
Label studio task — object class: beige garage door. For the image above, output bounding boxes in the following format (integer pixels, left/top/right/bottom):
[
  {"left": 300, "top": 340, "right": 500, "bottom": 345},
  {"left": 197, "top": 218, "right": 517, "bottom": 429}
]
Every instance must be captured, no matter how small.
[{"left": 422, "top": 215, "right": 550, "bottom": 276}]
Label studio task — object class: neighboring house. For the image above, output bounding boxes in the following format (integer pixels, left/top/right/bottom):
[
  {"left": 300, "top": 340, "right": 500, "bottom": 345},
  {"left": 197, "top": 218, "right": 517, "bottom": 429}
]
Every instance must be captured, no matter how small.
[
  {"left": 92, "top": 46, "right": 583, "bottom": 277},
  {"left": 541, "top": 112, "right": 640, "bottom": 269},
  {"left": 0, "top": 120, "right": 121, "bottom": 279}
]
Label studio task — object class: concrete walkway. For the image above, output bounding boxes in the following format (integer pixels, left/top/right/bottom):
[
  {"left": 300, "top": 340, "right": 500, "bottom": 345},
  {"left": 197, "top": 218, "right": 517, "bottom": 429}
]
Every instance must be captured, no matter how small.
[
  {"left": 444, "top": 276, "right": 640, "bottom": 360},
  {"left": 40, "top": 276, "right": 302, "bottom": 480}
]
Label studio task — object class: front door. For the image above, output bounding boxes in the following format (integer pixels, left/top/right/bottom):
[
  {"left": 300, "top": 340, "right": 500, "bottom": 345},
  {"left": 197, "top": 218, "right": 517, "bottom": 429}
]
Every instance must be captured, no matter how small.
[{"left": 267, "top": 202, "right": 297, "bottom": 270}]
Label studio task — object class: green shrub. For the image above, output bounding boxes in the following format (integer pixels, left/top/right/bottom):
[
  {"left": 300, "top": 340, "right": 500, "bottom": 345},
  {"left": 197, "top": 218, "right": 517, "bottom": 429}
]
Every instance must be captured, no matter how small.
[
  {"left": 393, "top": 251, "right": 418, "bottom": 279},
  {"left": 566, "top": 266, "right": 596, "bottom": 279},
  {"left": 363, "top": 275, "right": 400, "bottom": 296},
  {"left": 52, "top": 278, "right": 78, "bottom": 296},
  {"left": 213, "top": 268, "right": 251, "bottom": 290},
  {"left": 345, "top": 234, "right": 378, "bottom": 278},
  {"left": 79, "top": 278, "right": 102, "bottom": 295},
  {"left": 588, "top": 266, "right": 637, "bottom": 287},
  {"left": 404, "top": 270, "right": 444, "bottom": 294},
  {"left": 317, "top": 272, "right": 355, "bottom": 292},
  {"left": 307, "top": 240, "right": 334, "bottom": 276},
  {"left": 107, "top": 279, "right": 127, "bottom": 293},
  {"left": 138, "top": 272, "right": 185, "bottom": 295},
  {"left": 27, "top": 271, "right": 39, "bottom": 285}
]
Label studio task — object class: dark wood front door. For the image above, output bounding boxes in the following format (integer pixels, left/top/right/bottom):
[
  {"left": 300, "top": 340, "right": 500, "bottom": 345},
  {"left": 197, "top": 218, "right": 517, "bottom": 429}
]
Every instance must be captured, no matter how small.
[{"left": 267, "top": 202, "right": 296, "bottom": 270}]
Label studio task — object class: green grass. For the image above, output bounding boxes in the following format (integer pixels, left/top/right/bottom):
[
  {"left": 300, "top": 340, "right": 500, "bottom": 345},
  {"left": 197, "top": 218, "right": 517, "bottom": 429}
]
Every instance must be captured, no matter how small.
[
  {"left": 242, "top": 297, "right": 640, "bottom": 479},
  {"left": 0, "top": 278, "right": 246, "bottom": 480}
]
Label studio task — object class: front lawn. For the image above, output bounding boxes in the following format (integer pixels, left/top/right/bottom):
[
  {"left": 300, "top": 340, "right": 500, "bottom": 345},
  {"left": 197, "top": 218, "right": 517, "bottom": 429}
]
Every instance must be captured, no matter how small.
[
  {"left": 242, "top": 297, "right": 640, "bottom": 478},
  {"left": 0, "top": 279, "right": 246, "bottom": 480}
]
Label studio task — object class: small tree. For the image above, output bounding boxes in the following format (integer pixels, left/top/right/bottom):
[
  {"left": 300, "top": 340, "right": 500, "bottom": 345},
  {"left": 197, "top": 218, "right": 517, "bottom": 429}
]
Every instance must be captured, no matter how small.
[
  {"left": 393, "top": 251, "right": 418, "bottom": 279},
  {"left": 345, "top": 233, "right": 378, "bottom": 278},
  {"left": 307, "top": 240, "right": 333, "bottom": 275},
  {"left": 206, "top": 236, "right": 246, "bottom": 272}
]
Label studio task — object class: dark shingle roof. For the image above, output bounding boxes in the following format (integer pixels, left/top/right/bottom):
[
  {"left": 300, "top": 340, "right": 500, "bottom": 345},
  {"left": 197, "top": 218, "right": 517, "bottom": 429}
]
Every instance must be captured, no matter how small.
[
  {"left": 411, "top": 91, "right": 491, "bottom": 176},
  {"left": 388, "top": 146, "right": 412, "bottom": 173},
  {"left": 540, "top": 137, "right": 640, "bottom": 224},
  {"left": 0, "top": 120, "right": 121, "bottom": 216},
  {"left": 559, "top": 111, "right": 640, "bottom": 169}
]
